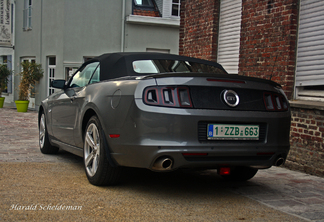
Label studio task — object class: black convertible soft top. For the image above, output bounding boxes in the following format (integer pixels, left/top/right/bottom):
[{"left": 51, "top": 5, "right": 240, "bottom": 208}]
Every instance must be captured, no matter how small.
[
  {"left": 82, "top": 52, "right": 280, "bottom": 87},
  {"left": 84, "top": 52, "right": 227, "bottom": 81}
]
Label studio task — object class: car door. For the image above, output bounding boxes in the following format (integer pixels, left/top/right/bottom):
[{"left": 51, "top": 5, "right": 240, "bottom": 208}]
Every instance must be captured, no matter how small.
[{"left": 50, "top": 62, "right": 99, "bottom": 146}]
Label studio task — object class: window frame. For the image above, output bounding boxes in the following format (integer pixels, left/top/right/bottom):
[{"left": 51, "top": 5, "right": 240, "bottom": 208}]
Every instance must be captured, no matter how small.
[
  {"left": 47, "top": 57, "right": 56, "bottom": 96},
  {"left": 160, "top": 0, "right": 181, "bottom": 18},
  {"left": 171, "top": 0, "right": 180, "bottom": 17},
  {"left": 23, "top": 0, "right": 32, "bottom": 31}
]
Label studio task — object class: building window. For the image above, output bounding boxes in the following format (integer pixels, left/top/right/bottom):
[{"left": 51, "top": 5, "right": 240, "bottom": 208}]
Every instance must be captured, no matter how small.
[
  {"left": 171, "top": 0, "right": 180, "bottom": 16},
  {"left": 23, "top": 0, "right": 32, "bottom": 30},
  {"left": 158, "top": 0, "right": 180, "bottom": 18},
  {"left": 65, "top": 67, "right": 79, "bottom": 81},
  {"left": 295, "top": 0, "right": 324, "bottom": 102},
  {"left": 48, "top": 57, "right": 56, "bottom": 96},
  {"left": 134, "top": 0, "right": 154, "bottom": 7},
  {"left": 1, "top": 56, "right": 8, "bottom": 93}
]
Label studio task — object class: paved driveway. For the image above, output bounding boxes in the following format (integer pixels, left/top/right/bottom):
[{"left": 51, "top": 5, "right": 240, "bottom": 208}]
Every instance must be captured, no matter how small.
[{"left": 1, "top": 107, "right": 324, "bottom": 221}]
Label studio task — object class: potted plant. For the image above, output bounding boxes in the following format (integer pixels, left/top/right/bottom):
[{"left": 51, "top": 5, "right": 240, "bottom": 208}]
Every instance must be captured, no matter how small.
[
  {"left": 0, "top": 64, "right": 12, "bottom": 108},
  {"left": 15, "top": 61, "right": 43, "bottom": 112}
]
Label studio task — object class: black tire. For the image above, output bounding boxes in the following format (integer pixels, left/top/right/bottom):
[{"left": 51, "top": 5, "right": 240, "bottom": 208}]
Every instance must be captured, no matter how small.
[
  {"left": 83, "top": 116, "right": 122, "bottom": 186},
  {"left": 39, "top": 112, "right": 59, "bottom": 154},
  {"left": 221, "top": 166, "right": 258, "bottom": 181}
]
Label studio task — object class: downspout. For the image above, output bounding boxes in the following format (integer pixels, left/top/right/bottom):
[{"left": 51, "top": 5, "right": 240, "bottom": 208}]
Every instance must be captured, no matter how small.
[
  {"left": 40, "top": 0, "right": 43, "bottom": 63},
  {"left": 293, "top": 0, "right": 301, "bottom": 100},
  {"left": 38, "top": 0, "right": 43, "bottom": 110},
  {"left": 121, "top": 0, "right": 126, "bottom": 52}
]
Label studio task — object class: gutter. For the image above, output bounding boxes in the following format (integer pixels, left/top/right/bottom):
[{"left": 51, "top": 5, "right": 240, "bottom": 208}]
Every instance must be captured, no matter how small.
[{"left": 121, "top": 0, "right": 126, "bottom": 52}]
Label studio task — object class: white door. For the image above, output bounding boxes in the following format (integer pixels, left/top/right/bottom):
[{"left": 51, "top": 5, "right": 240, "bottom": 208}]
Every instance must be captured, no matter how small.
[{"left": 47, "top": 57, "right": 56, "bottom": 96}]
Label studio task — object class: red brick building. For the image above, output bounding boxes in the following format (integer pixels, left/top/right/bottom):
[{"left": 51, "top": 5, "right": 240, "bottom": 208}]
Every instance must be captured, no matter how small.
[{"left": 179, "top": 0, "right": 324, "bottom": 177}]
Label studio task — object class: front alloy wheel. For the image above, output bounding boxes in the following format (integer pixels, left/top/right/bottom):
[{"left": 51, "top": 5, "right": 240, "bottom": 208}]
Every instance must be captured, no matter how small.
[
  {"left": 39, "top": 114, "right": 46, "bottom": 148},
  {"left": 83, "top": 116, "right": 122, "bottom": 186},
  {"left": 39, "top": 112, "right": 59, "bottom": 154}
]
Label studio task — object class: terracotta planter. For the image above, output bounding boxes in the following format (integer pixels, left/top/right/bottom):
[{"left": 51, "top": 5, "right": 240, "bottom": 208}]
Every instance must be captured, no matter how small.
[
  {"left": 15, "top": 100, "right": 30, "bottom": 112},
  {"left": 0, "top": 97, "right": 4, "bottom": 108}
]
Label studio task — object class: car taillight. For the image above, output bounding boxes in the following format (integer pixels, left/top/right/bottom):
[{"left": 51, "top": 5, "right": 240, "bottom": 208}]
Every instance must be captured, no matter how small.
[
  {"left": 177, "top": 87, "right": 192, "bottom": 107},
  {"left": 144, "top": 86, "right": 193, "bottom": 108},
  {"left": 145, "top": 88, "right": 159, "bottom": 105},
  {"left": 263, "top": 92, "right": 288, "bottom": 111}
]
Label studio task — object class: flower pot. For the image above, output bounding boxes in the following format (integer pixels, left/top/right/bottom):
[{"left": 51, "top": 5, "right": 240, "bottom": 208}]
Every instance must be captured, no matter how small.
[
  {"left": 15, "top": 100, "right": 30, "bottom": 112},
  {"left": 0, "top": 97, "right": 4, "bottom": 108}
]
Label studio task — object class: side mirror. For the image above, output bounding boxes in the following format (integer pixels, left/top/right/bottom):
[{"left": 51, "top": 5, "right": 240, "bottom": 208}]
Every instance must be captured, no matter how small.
[{"left": 51, "top": 79, "right": 66, "bottom": 89}]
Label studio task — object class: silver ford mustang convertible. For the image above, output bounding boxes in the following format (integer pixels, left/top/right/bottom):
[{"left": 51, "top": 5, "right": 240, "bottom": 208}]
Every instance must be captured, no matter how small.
[{"left": 38, "top": 52, "right": 291, "bottom": 186}]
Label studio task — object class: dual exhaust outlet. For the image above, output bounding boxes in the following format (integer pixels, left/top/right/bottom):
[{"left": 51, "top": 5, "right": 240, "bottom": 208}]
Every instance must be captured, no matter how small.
[
  {"left": 151, "top": 155, "right": 285, "bottom": 171},
  {"left": 274, "top": 156, "right": 285, "bottom": 166}
]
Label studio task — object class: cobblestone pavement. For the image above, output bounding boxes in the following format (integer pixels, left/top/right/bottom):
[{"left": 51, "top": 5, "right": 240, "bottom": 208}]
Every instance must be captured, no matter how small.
[
  {"left": 0, "top": 107, "right": 80, "bottom": 163},
  {"left": 1, "top": 107, "right": 324, "bottom": 221}
]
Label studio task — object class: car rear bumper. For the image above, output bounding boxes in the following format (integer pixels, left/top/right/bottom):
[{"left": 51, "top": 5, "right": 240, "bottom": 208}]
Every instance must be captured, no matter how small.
[
  {"left": 110, "top": 144, "right": 289, "bottom": 170},
  {"left": 105, "top": 100, "right": 291, "bottom": 171}
]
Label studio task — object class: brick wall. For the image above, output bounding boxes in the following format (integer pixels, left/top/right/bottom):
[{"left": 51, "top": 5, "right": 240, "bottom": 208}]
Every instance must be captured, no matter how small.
[
  {"left": 179, "top": 0, "right": 220, "bottom": 62},
  {"left": 133, "top": 8, "right": 160, "bottom": 17},
  {"left": 178, "top": 0, "right": 324, "bottom": 177},
  {"left": 239, "top": 0, "right": 298, "bottom": 99},
  {"left": 179, "top": 0, "right": 298, "bottom": 98},
  {"left": 286, "top": 106, "right": 324, "bottom": 177}
]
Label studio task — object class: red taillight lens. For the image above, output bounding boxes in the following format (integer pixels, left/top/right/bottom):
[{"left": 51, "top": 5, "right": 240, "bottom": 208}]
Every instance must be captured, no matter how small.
[
  {"left": 264, "top": 93, "right": 275, "bottom": 110},
  {"left": 144, "top": 88, "right": 159, "bottom": 105},
  {"left": 274, "top": 95, "right": 282, "bottom": 110},
  {"left": 281, "top": 96, "right": 288, "bottom": 110},
  {"left": 144, "top": 86, "right": 193, "bottom": 108},
  {"left": 177, "top": 87, "right": 192, "bottom": 107},
  {"left": 263, "top": 92, "right": 288, "bottom": 111},
  {"left": 162, "top": 88, "right": 175, "bottom": 106}
]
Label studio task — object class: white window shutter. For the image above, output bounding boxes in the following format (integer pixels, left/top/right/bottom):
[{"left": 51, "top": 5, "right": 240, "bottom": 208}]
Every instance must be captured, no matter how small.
[
  {"left": 217, "top": 0, "right": 242, "bottom": 74},
  {"left": 162, "top": 0, "right": 172, "bottom": 18},
  {"left": 296, "top": 0, "right": 324, "bottom": 87}
]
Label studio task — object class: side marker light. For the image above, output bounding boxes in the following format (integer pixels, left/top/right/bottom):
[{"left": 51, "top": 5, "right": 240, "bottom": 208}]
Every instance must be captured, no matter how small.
[{"left": 109, "top": 134, "right": 120, "bottom": 138}]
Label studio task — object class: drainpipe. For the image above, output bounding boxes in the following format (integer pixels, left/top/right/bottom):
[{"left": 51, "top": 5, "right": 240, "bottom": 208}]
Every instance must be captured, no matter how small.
[
  {"left": 40, "top": 0, "right": 43, "bottom": 63},
  {"left": 37, "top": 0, "right": 43, "bottom": 110},
  {"left": 121, "top": 0, "right": 126, "bottom": 52}
]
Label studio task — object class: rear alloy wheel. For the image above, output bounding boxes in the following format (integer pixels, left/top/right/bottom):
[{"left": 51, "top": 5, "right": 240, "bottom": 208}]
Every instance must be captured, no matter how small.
[
  {"left": 84, "top": 116, "right": 122, "bottom": 186},
  {"left": 221, "top": 166, "right": 258, "bottom": 181},
  {"left": 39, "top": 112, "right": 59, "bottom": 154}
]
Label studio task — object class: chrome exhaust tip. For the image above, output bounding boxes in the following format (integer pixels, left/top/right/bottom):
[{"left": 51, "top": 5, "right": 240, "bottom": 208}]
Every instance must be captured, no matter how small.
[
  {"left": 275, "top": 157, "right": 285, "bottom": 166},
  {"left": 152, "top": 157, "right": 173, "bottom": 171}
]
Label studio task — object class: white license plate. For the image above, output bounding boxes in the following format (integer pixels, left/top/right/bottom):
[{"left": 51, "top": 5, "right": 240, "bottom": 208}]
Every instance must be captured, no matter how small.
[{"left": 207, "top": 124, "right": 259, "bottom": 140}]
